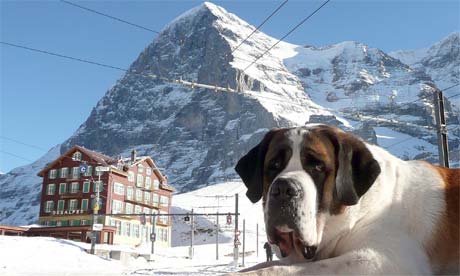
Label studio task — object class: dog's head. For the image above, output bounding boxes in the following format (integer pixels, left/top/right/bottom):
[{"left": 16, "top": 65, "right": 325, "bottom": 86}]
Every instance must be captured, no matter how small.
[{"left": 235, "top": 125, "right": 381, "bottom": 261}]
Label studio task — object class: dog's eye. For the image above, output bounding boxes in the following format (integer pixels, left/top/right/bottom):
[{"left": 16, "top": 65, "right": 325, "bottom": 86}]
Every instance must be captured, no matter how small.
[
  {"left": 269, "top": 160, "right": 282, "bottom": 171},
  {"left": 314, "top": 163, "right": 325, "bottom": 172}
]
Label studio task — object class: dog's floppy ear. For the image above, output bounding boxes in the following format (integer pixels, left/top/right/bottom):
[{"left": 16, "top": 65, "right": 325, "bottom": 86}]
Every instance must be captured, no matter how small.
[
  {"left": 235, "top": 129, "right": 278, "bottom": 203},
  {"left": 335, "top": 135, "right": 381, "bottom": 205}
]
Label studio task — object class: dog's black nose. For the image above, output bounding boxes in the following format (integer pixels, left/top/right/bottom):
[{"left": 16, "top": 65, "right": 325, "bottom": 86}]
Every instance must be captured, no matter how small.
[
  {"left": 270, "top": 178, "right": 301, "bottom": 200},
  {"left": 302, "top": 245, "right": 317, "bottom": 260}
]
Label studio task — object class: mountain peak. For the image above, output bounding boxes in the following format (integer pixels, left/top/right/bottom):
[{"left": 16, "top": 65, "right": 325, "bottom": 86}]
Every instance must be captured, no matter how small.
[{"left": 162, "top": 1, "right": 236, "bottom": 33}]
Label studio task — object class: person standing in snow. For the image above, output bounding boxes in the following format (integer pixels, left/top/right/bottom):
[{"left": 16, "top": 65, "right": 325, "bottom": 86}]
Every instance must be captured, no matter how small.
[{"left": 263, "top": 241, "right": 273, "bottom": 262}]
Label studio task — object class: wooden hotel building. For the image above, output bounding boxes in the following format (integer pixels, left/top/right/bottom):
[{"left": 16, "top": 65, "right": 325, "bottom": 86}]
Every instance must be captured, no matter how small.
[{"left": 36, "top": 146, "right": 174, "bottom": 247}]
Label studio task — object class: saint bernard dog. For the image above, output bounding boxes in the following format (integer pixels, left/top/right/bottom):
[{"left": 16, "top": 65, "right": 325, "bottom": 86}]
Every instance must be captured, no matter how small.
[{"left": 232, "top": 124, "right": 459, "bottom": 275}]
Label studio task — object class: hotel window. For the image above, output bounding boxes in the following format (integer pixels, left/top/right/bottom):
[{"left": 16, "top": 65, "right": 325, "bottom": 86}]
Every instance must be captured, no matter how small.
[
  {"left": 59, "top": 183, "right": 67, "bottom": 194},
  {"left": 72, "top": 151, "right": 82, "bottom": 161},
  {"left": 145, "top": 177, "right": 151, "bottom": 189},
  {"left": 72, "top": 167, "right": 79, "bottom": 178},
  {"left": 46, "top": 184, "right": 56, "bottom": 195},
  {"left": 44, "top": 201, "right": 54, "bottom": 213},
  {"left": 126, "top": 186, "right": 134, "bottom": 200},
  {"left": 60, "top": 167, "right": 68, "bottom": 178},
  {"left": 114, "top": 182, "right": 125, "bottom": 195},
  {"left": 138, "top": 164, "right": 144, "bottom": 173},
  {"left": 57, "top": 200, "right": 65, "bottom": 211},
  {"left": 157, "top": 229, "right": 162, "bottom": 242},
  {"left": 153, "top": 179, "right": 160, "bottom": 190},
  {"left": 135, "top": 205, "right": 141, "bottom": 214},
  {"left": 70, "top": 182, "right": 79, "bottom": 193},
  {"left": 125, "top": 203, "right": 133, "bottom": 214},
  {"left": 115, "top": 220, "right": 122, "bottom": 235},
  {"left": 143, "top": 208, "right": 150, "bottom": 222},
  {"left": 93, "top": 181, "right": 103, "bottom": 192},
  {"left": 122, "top": 222, "right": 130, "bottom": 236},
  {"left": 146, "top": 167, "right": 152, "bottom": 175},
  {"left": 128, "top": 171, "right": 134, "bottom": 182},
  {"left": 69, "top": 199, "right": 78, "bottom": 211},
  {"left": 152, "top": 194, "right": 159, "bottom": 207},
  {"left": 81, "top": 199, "right": 89, "bottom": 211},
  {"left": 112, "top": 200, "right": 123, "bottom": 214},
  {"left": 83, "top": 181, "right": 90, "bottom": 193},
  {"left": 160, "top": 195, "right": 169, "bottom": 207},
  {"left": 157, "top": 228, "right": 167, "bottom": 242},
  {"left": 49, "top": 169, "right": 57, "bottom": 179},
  {"left": 136, "top": 189, "right": 142, "bottom": 202},
  {"left": 159, "top": 211, "right": 168, "bottom": 224},
  {"left": 126, "top": 223, "right": 131, "bottom": 236},
  {"left": 144, "top": 192, "right": 150, "bottom": 204},
  {"left": 133, "top": 224, "right": 140, "bottom": 238},
  {"left": 84, "top": 165, "right": 92, "bottom": 176},
  {"left": 136, "top": 174, "right": 144, "bottom": 187}
]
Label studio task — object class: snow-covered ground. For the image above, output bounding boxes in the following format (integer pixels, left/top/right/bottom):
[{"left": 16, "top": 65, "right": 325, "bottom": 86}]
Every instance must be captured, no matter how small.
[
  {"left": 0, "top": 181, "right": 271, "bottom": 276},
  {"left": 0, "top": 236, "right": 268, "bottom": 276}
]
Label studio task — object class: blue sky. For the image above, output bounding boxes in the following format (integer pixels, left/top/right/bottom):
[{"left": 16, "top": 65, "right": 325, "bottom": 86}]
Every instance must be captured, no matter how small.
[{"left": 1, "top": 0, "right": 459, "bottom": 173}]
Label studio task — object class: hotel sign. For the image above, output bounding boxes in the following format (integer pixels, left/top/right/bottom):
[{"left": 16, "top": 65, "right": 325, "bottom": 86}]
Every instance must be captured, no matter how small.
[
  {"left": 92, "top": 224, "right": 103, "bottom": 231},
  {"left": 51, "top": 209, "right": 88, "bottom": 215}
]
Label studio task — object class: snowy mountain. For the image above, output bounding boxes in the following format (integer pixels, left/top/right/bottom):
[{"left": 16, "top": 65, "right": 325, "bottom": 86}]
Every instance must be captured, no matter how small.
[
  {"left": 0, "top": 145, "right": 60, "bottom": 225},
  {"left": 390, "top": 32, "right": 460, "bottom": 100},
  {"left": 1, "top": 2, "right": 459, "bottom": 226}
]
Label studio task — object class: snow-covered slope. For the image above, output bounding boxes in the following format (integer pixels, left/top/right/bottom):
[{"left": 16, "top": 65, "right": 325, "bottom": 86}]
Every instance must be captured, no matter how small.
[
  {"left": 390, "top": 32, "right": 460, "bottom": 99},
  {"left": 171, "top": 181, "right": 264, "bottom": 247},
  {"left": 0, "top": 2, "right": 458, "bottom": 226},
  {"left": 0, "top": 145, "right": 60, "bottom": 225}
]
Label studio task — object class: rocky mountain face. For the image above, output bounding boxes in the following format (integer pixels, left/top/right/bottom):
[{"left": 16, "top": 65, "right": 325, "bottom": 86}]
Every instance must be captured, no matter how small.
[
  {"left": 60, "top": 2, "right": 328, "bottom": 191},
  {"left": 1, "top": 2, "right": 458, "bottom": 225},
  {"left": 390, "top": 33, "right": 460, "bottom": 101}
]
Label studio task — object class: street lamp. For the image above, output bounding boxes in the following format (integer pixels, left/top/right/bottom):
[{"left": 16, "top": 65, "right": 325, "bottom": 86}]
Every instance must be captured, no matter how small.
[{"left": 90, "top": 165, "right": 110, "bottom": 255}]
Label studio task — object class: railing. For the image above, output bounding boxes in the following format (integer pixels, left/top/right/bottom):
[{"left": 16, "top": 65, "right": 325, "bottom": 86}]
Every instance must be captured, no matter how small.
[{"left": 124, "top": 195, "right": 159, "bottom": 208}]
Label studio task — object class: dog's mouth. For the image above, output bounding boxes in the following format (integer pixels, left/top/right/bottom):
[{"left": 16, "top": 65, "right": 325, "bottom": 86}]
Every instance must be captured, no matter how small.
[{"left": 269, "top": 226, "right": 317, "bottom": 260}]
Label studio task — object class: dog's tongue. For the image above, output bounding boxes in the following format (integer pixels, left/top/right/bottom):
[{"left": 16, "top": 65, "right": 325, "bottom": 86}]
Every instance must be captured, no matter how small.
[
  {"left": 275, "top": 231, "right": 293, "bottom": 257},
  {"left": 274, "top": 229, "right": 294, "bottom": 258},
  {"left": 272, "top": 229, "right": 317, "bottom": 260}
]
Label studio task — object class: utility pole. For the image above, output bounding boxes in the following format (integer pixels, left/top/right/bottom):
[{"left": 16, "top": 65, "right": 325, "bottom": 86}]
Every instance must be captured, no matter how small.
[
  {"left": 216, "top": 211, "right": 219, "bottom": 260},
  {"left": 90, "top": 166, "right": 109, "bottom": 254},
  {"left": 242, "top": 219, "right": 246, "bottom": 267},
  {"left": 433, "top": 89, "right": 450, "bottom": 167},
  {"left": 151, "top": 216, "right": 156, "bottom": 254},
  {"left": 189, "top": 208, "right": 194, "bottom": 259},
  {"left": 234, "top": 193, "right": 239, "bottom": 265},
  {"left": 256, "top": 223, "right": 259, "bottom": 257}
]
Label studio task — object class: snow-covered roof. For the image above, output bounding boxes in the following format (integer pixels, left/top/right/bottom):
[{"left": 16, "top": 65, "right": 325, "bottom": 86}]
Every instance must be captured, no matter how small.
[{"left": 37, "top": 145, "right": 117, "bottom": 177}]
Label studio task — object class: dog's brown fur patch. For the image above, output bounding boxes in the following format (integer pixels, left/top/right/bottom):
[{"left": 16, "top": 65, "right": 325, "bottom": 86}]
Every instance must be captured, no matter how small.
[{"left": 427, "top": 165, "right": 459, "bottom": 272}]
